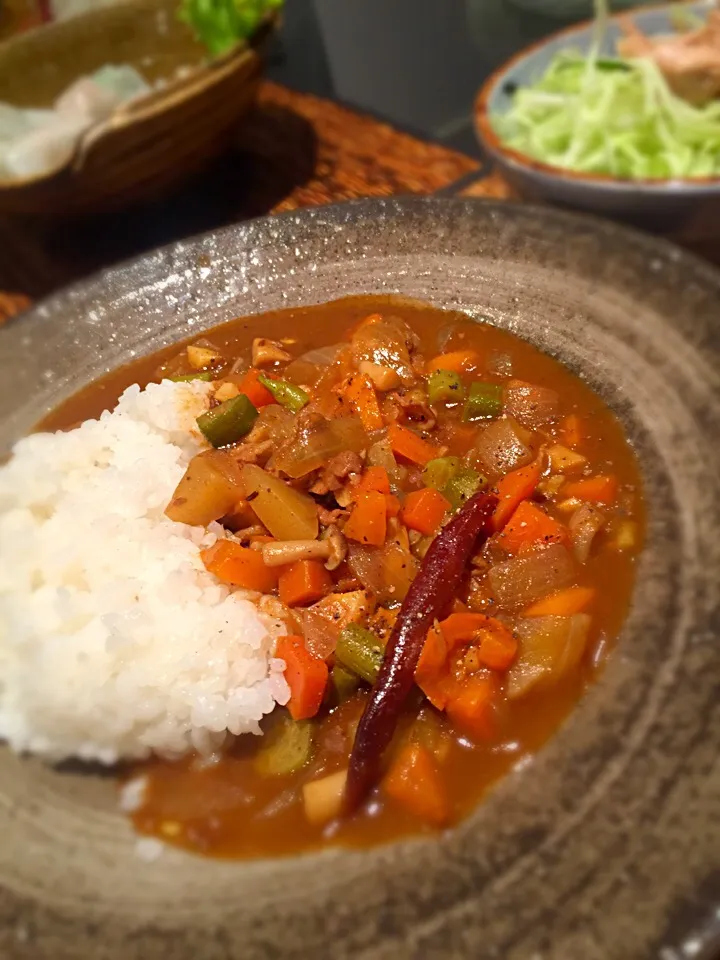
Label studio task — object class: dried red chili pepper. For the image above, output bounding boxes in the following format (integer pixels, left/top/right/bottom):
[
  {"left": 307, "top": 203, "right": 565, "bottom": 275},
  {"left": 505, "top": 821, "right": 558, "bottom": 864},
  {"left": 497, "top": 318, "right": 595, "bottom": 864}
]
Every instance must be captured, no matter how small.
[{"left": 345, "top": 490, "right": 498, "bottom": 812}]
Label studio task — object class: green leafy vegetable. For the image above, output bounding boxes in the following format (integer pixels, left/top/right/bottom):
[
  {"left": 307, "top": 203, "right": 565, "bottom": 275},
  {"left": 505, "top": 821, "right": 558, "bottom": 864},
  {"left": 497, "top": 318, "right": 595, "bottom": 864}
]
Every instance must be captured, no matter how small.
[
  {"left": 257, "top": 373, "right": 309, "bottom": 413},
  {"left": 422, "top": 456, "right": 460, "bottom": 492},
  {"left": 463, "top": 382, "right": 503, "bottom": 421},
  {"left": 180, "top": 0, "right": 283, "bottom": 58},
  {"left": 197, "top": 394, "right": 258, "bottom": 446},
  {"left": 169, "top": 371, "right": 215, "bottom": 382},
  {"left": 493, "top": 3, "right": 720, "bottom": 179},
  {"left": 254, "top": 714, "right": 313, "bottom": 776},
  {"left": 335, "top": 624, "right": 384, "bottom": 685},
  {"left": 443, "top": 468, "right": 486, "bottom": 511},
  {"left": 427, "top": 370, "right": 464, "bottom": 406}
]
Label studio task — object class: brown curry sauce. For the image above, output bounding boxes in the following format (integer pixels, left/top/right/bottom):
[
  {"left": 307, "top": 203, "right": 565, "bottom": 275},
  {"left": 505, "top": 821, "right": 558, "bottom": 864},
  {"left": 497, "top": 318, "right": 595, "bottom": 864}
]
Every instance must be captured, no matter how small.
[{"left": 41, "top": 297, "right": 644, "bottom": 859}]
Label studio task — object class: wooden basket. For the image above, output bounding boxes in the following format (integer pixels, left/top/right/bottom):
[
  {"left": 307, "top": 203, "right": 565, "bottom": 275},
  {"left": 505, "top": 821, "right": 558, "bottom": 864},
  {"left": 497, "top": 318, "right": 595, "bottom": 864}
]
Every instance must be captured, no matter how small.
[{"left": 0, "top": 0, "right": 272, "bottom": 215}]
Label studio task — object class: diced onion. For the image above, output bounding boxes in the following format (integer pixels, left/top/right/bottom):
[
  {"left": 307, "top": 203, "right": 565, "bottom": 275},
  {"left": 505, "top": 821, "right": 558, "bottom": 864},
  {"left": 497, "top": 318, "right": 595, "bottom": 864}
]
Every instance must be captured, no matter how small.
[
  {"left": 473, "top": 417, "right": 534, "bottom": 477},
  {"left": 507, "top": 614, "right": 591, "bottom": 699},
  {"left": 273, "top": 416, "right": 368, "bottom": 479},
  {"left": 503, "top": 380, "right": 559, "bottom": 430},
  {"left": 303, "top": 769, "right": 347, "bottom": 825},
  {"left": 569, "top": 503, "right": 606, "bottom": 563},
  {"left": 300, "top": 609, "right": 340, "bottom": 660},
  {"left": 488, "top": 543, "right": 574, "bottom": 610}
]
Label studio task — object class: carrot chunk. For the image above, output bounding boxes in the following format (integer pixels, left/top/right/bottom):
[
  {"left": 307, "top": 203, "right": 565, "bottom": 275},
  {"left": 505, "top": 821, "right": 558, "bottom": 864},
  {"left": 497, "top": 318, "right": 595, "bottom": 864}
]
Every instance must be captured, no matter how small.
[
  {"left": 355, "top": 465, "right": 391, "bottom": 498},
  {"left": 446, "top": 676, "right": 499, "bottom": 742},
  {"left": 388, "top": 423, "right": 441, "bottom": 466},
  {"left": 433, "top": 613, "right": 517, "bottom": 671},
  {"left": 499, "top": 500, "right": 568, "bottom": 553},
  {"left": 563, "top": 474, "right": 618, "bottom": 504},
  {"left": 415, "top": 623, "right": 448, "bottom": 686},
  {"left": 560, "top": 414, "right": 583, "bottom": 449},
  {"left": 278, "top": 559, "right": 333, "bottom": 607},
  {"left": 475, "top": 621, "right": 518, "bottom": 671},
  {"left": 276, "top": 635, "right": 329, "bottom": 720},
  {"left": 434, "top": 612, "right": 489, "bottom": 649},
  {"left": 401, "top": 487, "right": 450, "bottom": 535},
  {"left": 200, "top": 540, "right": 278, "bottom": 592},
  {"left": 385, "top": 494, "right": 402, "bottom": 518},
  {"left": 524, "top": 585, "right": 596, "bottom": 617},
  {"left": 344, "top": 374, "right": 384, "bottom": 432},
  {"left": 237, "top": 367, "right": 276, "bottom": 408},
  {"left": 427, "top": 349, "right": 481, "bottom": 375},
  {"left": 344, "top": 490, "right": 388, "bottom": 546},
  {"left": 383, "top": 742, "right": 450, "bottom": 825},
  {"left": 491, "top": 458, "right": 543, "bottom": 531}
]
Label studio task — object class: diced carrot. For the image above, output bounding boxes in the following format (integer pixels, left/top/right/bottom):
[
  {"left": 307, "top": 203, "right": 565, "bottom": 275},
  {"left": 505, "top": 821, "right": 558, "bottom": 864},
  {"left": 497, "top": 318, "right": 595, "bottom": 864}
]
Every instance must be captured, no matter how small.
[
  {"left": 436, "top": 612, "right": 490, "bottom": 650},
  {"left": 475, "top": 621, "right": 517, "bottom": 671},
  {"left": 563, "top": 474, "right": 618, "bottom": 504},
  {"left": 383, "top": 742, "right": 450, "bottom": 825},
  {"left": 278, "top": 559, "right": 333, "bottom": 607},
  {"left": 388, "top": 423, "right": 441, "bottom": 466},
  {"left": 427, "top": 349, "right": 481, "bottom": 375},
  {"left": 276, "top": 635, "right": 329, "bottom": 720},
  {"left": 344, "top": 490, "right": 387, "bottom": 546},
  {"left": 401, "top": 487, "right": 450, "bottom": 535},
  {"left": 344, "top": 374, "right": 384, "bottom": 432},
  {"left": 237, "top": 367, "right": 276, "bottom": 408},
  {"left": 446, "top": 676, "right": 499, "bottom": 742},
  {"left": 491, "top": 458, "right": 543, "bottom": 532},
  {"left": 524, "top": 585, "right": 596, "bottom": 617},
  {"left": 560, "top": 414, "right": 583, "bottom": 449},
  {"left": 200, "top": 540, "right": 278, "bottom": 592},
  {"left": 499, "top": 500, "right": 569, "bottom": 553},
  {"left": 385, "top": 494, "right": 402, "bottom": 518},
  {"left": 355, "top": 465, "right": 391, "bottom": 498},
  {"left": 417, "top": 673, "right": 457, "bottom": 711},
  {"left": 432, "top": 612, "right": 516, "bottom": 670},
  {"left": 415, "top": 623, "right": 448, "bottom": 685}
]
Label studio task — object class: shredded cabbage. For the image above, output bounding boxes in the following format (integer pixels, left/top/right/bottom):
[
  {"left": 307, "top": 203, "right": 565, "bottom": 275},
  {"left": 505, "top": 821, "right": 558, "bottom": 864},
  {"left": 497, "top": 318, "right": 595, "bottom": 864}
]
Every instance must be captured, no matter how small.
[{"left": 493, "top": 14, "right": 720, "bottom": 179}]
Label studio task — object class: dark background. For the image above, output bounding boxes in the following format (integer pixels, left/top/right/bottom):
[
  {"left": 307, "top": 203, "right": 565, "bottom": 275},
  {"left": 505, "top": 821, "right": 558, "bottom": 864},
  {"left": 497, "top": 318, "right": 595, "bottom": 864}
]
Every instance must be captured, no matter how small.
[{"left": 269, "top": 0, "right": 646, "bottom": 155}]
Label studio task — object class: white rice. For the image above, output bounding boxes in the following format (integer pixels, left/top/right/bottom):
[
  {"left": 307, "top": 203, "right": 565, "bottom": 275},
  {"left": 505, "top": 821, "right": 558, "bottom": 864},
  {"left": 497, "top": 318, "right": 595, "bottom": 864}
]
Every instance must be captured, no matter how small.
[{"left": 0, "top": 380, "right": 289, "bottom": 764}]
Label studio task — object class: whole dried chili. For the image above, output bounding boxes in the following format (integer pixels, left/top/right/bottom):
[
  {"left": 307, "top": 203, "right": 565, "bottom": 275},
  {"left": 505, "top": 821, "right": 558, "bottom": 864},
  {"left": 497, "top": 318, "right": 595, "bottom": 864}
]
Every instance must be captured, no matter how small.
[{"left": 345, "top": 491, "right": 499, "bottom": 812}]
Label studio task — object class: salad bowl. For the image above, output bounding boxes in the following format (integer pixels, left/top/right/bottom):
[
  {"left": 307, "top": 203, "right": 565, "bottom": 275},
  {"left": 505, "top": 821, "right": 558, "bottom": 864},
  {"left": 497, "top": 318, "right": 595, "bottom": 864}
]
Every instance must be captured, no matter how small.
[{"left": 474, "top": 1, "right": 720, "bottom": 233}]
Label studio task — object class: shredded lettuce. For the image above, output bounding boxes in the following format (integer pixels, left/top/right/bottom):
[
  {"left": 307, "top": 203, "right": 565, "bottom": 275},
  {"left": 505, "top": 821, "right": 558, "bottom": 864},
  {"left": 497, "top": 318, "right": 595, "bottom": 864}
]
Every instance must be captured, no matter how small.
[
  {"left": 180, "top": 0, "right": 283, "bottom": 58},
  {"left": 494, "top": 6, "right": 720, "bottom": 180}
]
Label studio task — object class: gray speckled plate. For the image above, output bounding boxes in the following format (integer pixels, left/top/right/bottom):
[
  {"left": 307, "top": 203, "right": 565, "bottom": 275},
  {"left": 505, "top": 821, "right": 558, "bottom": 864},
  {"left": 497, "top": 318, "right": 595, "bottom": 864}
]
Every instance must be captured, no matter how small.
[{"left": 1, "top": 197, "right": 719, "bottom": 960}]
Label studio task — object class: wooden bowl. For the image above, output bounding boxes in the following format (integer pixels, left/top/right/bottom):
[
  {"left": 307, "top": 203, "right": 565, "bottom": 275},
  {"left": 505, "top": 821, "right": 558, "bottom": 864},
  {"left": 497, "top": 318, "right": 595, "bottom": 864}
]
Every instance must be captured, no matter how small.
[{"left": 0, "top": 0, "right": 271, "bottom": 216}]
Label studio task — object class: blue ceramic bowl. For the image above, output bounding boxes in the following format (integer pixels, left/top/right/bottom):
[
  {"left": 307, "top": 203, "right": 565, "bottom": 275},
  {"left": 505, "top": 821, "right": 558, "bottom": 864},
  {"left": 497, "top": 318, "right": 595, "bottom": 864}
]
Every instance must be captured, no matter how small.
[{"left": 475, "top": 1, "right": 720, "bottom": 231}]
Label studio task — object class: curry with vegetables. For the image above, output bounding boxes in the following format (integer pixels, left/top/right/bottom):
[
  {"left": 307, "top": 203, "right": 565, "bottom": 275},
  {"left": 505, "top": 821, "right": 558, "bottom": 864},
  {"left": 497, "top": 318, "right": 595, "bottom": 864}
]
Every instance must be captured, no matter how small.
[{"left": 43, "top": 296, "right": 644, "bottom": 858}]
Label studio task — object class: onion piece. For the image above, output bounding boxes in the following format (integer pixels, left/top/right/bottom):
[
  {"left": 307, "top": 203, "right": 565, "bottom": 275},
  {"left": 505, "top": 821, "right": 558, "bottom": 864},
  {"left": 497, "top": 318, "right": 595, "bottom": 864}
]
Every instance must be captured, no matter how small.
[
  {"left": 248, "top": 404, "right": 296, "bottom": 445},
  {"left": 298, "top": 344, "right": 342, "bottom": 366},
  {"left": 503, "top": 380, "right": 559, "bottom": 430},
  {"left": 347, "top": 542, "right": 418, "bottom": 604},
  {"left": 300, "top": 609, "right": 341, "bottom": 660},
  {"left": 473, "top": 417, "right": 534, "bottom": 476},
  {"left": 272, "top": 416, "right": 368, "bottom": 479},
  {"left": 507, "top": 614, "right": 591, "bottom": 699},
  {"left": 569, "top": 503, "right": 606, "bottom": 563},
  {"left": 488, "top": 543, "right": 574, "bottom": 610},
  {"left": 351, "top": 318, "right": 416, "bottom": 384}
]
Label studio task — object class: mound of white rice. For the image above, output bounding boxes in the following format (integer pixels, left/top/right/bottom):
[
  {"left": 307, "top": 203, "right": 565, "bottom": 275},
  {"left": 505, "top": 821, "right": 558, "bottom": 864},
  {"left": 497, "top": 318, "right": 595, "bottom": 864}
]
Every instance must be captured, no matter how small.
[{"left": 0, "top": 380, "right": 289, "bottom": 764}]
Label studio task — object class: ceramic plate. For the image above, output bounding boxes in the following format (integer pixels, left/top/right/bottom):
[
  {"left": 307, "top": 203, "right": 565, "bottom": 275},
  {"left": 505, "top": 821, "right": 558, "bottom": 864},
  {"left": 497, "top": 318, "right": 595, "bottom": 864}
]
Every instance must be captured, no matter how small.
[
  {"left": 0, "top": 197, "right": 719, "bottom": 960},
  {"left": 474, "top": 1, "right": 720, "bottom": 232}
]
